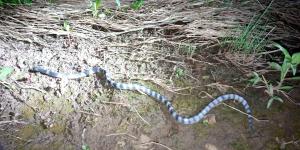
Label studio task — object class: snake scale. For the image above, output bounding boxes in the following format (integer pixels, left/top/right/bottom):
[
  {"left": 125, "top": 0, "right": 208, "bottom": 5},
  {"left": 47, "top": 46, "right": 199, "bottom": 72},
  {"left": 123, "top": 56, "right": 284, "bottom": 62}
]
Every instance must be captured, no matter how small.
[{"left": 31, "top": 66, "right": 253, "bottom": 130}]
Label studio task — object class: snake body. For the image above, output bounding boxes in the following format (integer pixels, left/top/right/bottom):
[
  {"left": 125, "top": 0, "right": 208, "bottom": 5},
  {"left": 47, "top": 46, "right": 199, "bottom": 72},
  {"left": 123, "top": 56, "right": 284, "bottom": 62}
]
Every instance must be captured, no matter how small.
[{"left": 31, "top": 66, "right": 253, "bottom": 130}]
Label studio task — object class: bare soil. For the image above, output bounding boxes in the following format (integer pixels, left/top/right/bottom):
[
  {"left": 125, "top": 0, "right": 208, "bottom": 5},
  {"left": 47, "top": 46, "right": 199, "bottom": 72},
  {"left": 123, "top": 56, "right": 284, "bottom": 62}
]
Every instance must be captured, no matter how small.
[{"left": 0, "top": 0, "right": 300, "bottom": 150}]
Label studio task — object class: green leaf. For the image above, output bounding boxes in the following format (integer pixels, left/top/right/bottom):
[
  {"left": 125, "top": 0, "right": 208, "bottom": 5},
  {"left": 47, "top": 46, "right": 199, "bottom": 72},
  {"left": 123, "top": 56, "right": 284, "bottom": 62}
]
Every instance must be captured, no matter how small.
[
  {"left": 175, "top": 68, "right": 185, "bottom": 78},
  {"left": 291, "top": 64, "right": 297, "bottom": 76},
  {"left": 280, "top": 61, "right": 290, "bottom": 82},
  {"left": 291, "top": 52, "right": 300, "bottom": 65},
  {"left": 249, "top": 72, "right": 261, "bottom": 86},
  {"left": 131, "top": 0, "right": 144, "bottom": 10},
  {"left": 289, "top": 76, "right": 300, "bottom": 80},
  {"left": 265, "top": 83, "right": 273, "bottom": 96},
  {"left": 0, "top": 67, "right": 14, "bottom": 81},
  {"left": 63, "top": 20, "right": 70, "bottom": 32},
  {"left": 274, "top": 43, "right": 291, "bottom": 60},
  {"left": 267, "top": 96, "right": 283, "bottom": 109},
  {"left": 82, "top": 145, "right": 90, "bottom": 150},
  {"left": 273, "top": 96, "right": 283, "bottom": 103},
  {"left": 279, "top": 86, "right": 293, "bottom": 90},
  {"left": 95, "top": 0, "right": 101, "bottom": 8},
  {"left": 115, "top": 0, "right": 120, "bottom": 7},
  {"left": 202, "top": 120, "right": 209, "bottom": 126},
  {"left": 267, "top": 97, "right": 274, "bottom": 109},
  {"left": 269, "top": 62, "right": 281, "bottom": 71}
]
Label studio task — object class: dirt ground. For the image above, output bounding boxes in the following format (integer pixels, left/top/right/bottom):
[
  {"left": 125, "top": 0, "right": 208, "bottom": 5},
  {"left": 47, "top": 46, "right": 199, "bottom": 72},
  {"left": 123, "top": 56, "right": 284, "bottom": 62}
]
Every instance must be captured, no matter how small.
[{"left": 0, "top": 0, "right": 300, "bottom": 150}]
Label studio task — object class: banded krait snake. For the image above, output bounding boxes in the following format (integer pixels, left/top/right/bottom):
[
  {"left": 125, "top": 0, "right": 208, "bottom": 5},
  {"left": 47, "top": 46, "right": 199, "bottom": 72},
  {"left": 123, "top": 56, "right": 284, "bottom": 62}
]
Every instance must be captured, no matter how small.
[{"left": 31, "top": 66, "right": 254, "bottom": 130}]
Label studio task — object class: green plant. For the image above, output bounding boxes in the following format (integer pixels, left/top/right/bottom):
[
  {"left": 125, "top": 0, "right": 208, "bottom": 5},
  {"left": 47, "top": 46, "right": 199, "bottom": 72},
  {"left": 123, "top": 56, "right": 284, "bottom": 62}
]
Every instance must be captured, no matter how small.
[
  {"left": 269, "top": 43, "right": 300, "bottom": 85},
  {"left": 248, "top": 72, "right": 261, "bottom": 86},
  {"left": 179, "top": 44, "right": 196, "bottom": 56},
  {"left": 175, "top": 68, "right": 185, "bottom": 78},
  {"left": 63, "top": 20, "right": 70, "bottom": 32},
  {"left": 91, "top": 0, "right": 102, "bottom": 18},
  {"left": 130, "top": 0, "right": 144, "bottom": 10},
  {"left": 115, "top": 0, "right": 120, "bottom": 8},
  {"left": 202, "top": 119, "right": 209, "bottom": 126},
  {"left": 249, "top": 43, "right": 300, "bottom": 108},
  {"left": 263, "top": 77, "right": 284, "bottom": 109},
  {"left": 249, "top": 73, "right": 284, "bottom": 109},
  {"left": 82, "top": 144, "right": 90, "bottom": 150},
  {"left": 229, "top": 0, "right": 274, "bottom": 53},
  {"left": 0, "top": 0, "right": 32, "bottom": 6},
  {"left": 0, "top": 67, "right": 14, "bottom": 81}
]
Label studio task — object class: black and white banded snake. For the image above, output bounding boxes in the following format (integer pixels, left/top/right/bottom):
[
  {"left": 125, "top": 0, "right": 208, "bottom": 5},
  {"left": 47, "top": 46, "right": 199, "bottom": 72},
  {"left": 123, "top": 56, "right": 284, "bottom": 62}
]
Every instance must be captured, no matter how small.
[{"left": 31, "top": 66, "right": 254, "bottom": 131}]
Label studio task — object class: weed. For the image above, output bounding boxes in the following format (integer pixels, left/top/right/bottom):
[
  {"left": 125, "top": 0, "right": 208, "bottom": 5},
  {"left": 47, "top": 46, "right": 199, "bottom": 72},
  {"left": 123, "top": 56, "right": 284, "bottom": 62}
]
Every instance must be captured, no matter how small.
[
  {"left": 230, "top": 138, "right": 250, "bottom": 150},
  {"left": 228, "top": 0, "right": 274, "bottom": 53},
  {"left": 202, "top": 119, "right": 209, "bottom": 126},
  {"left": 115, "top": 0, "right": 120, "bottom": 8},
  {"left": 47, "top": 0, "right": 56, "bottom": 3},
  {"left": 91, "top": 0, "right": 101, "bottom": 18},
  {"left": 131, "top": 0, "right": 144, "bottom": 10},
  {"left": 175, "top": 68, "right": 185, "bottom": 78},
  {"left": 0, "top": 0, "right": 32, "bottom": 6},
  {"left": 0, "top": 66, "right": 14, "bottom": 81},
  {"left": 179, "top": 44, "right": 196, "bottom": 56},
  {"left": 82, "top": 145, "right": 91, "bottom": 150},
  {"left": 63, "top": 20, "right": 70, "bottom": 32},
  {"left": 270, "top": 43, "right": 300, "bottom": 84},
  {"left": 249, "top": 43, "right": 300, "bottom": 108}
]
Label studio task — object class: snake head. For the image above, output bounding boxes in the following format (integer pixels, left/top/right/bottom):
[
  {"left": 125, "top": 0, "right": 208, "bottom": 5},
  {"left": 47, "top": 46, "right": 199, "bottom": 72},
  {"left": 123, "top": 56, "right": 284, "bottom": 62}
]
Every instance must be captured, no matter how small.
[
  {"left": 92, "top": 66, "right": 106, "bottom": 73},
  {"left": 30, "top": 66, "right": 47, "bottom": 72}
]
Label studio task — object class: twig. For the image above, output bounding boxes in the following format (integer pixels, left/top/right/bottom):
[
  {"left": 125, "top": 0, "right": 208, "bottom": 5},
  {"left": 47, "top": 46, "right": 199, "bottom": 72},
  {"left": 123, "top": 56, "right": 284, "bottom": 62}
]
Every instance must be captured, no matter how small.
[
  {"left": 139, "top": 141, "right": 173, "bottom": 150},
  {"left": 105, "top": 132, "right": 138, "bottom": 140},
  {"left": 0, "top": 81, "right": 38, "bottom": 111},
  {"left": 0, "top": 120, "right": 28, "bottom": 125},
  {"left": 100, "top": 24, "right": 159, "bottom": 39},
  {"left": 101, "top": 101, "right": 130, "bottom": 107},
  {"left": 14, "top": 81, "right": 47, "bottom": 94},
  {"left": 0, "top": 80, "right": 12, "bottom": 89},
  {"left": 186, "top": 57, "right": 215, "bottom": 66},
  {"left": 131, "top": 78, "right": 191, "bottom": 96},
  {"left": 131, "top": 107, "right": 151, "bottom": 126},
  {"left": 280, "top": 91, "right": 300, "bottom": 106},
  {"left": 205, "top": 82, "right": 243, "bottom": 95},
  {"left": 221, "top": 103, "right": 266, "bottom": 122},
  {"left": 6, "top": 16, "right": 28, "bottom": 26},
  {"left": 255, "top": 0, "right": 265, "bottom": 9},
  {"left": 101, "top": 101, "right": 150, "bottom": 126},
  {"left": 77, "top": 110, "right": 102, "bottom": 117},
  {"left": 81, "top": 128, "right": 86, "bottom": 145}
]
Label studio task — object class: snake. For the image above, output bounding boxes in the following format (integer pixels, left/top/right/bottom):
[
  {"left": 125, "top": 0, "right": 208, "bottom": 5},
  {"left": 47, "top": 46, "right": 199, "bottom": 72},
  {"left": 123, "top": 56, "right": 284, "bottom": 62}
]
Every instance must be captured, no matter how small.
[{"left": 31, "top": 66, "right": 254, "bottom": 131}]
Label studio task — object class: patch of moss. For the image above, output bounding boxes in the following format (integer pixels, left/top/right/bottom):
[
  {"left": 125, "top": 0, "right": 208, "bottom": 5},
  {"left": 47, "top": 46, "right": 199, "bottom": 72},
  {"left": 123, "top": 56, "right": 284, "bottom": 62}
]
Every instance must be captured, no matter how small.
[
  {"left": 49, "top": 123, "right": 65, "bottom": 135},
  {"left": 193, "top": 125, "right": 211, "bottom": 138},
  {"left": 116, "top": 119, "right": 129, "bottom": 133},
  {"left": 263, "top": 139, "right": 279, "bottom": 149},
  {"left": 218, "top": 104, "right": 246, "bottom": 126},
  {"left": 124, "top": 91, "right": 140, "bottom": 103},
  {"left": 52, "top": 97, "right": 74, "bottom": 114},
  {"left": 18, "top": 124, "right": 42, "bottom": 140},
  {"left": 138, "top": 81, "right": 161, "bottom": 92},
  {"left": 21, "top": 106, "right": 35, "bottom": 120},
  {"left": 230, "top": 138, "right": 250, "bottom": 150},
  {"left": 172, "top": 94, "right": 205, "bottom": 116},
  {"left": 136, "top": 102, "right": 160, "bottom": 117},
  {"left": 29, "top": 139, "right": 73, "bottom": 150},
  {"left": 173, "top": 78, "right": 194, "bottom": 88}
]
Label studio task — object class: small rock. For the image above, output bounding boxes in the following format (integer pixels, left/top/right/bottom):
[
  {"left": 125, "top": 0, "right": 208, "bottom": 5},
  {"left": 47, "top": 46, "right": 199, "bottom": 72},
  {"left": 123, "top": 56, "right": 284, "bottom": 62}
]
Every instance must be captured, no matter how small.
[
  {"left": 205, "top": 143, "right": 218, "bottom": 150},
  {"left": 54, "top": 90, "right": 62, "bottom": 97},
  {"left": 43, "top": 94, "right": 52, "bottom": 102},
  {"left": 117, "top": 141, "right": 126, "bottom": 147},
  {"left": 139, "top": 134, "right": 152, "bottom": 143},
  {"left": 203, "top": 114, "right": 216, "bottom": 125}
]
